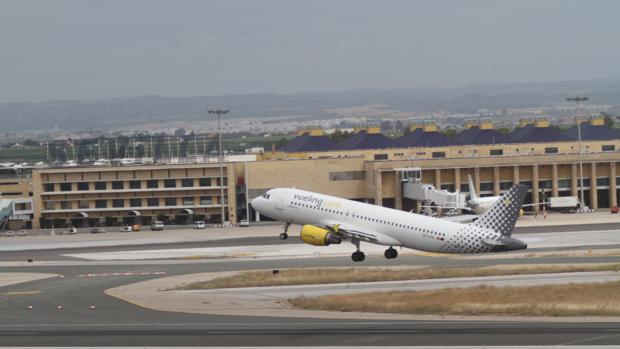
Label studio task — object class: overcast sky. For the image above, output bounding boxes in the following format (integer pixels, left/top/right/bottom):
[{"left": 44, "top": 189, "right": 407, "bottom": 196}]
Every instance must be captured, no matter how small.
[{"left": 1, "top": 0, "right": 619, "bottom": 102}]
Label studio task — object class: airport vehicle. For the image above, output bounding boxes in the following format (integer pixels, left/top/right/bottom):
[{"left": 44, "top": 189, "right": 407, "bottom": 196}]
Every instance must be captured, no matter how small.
[
  {"left": 65, "top": 226, "right": 77, "bottom": 234},
  {"left": 17, "top": 230, "right": 27, "bottom": 236},
  {"left": 466, "top": 175, "right": 501, "bottom": 215},
  {"left": 120, "top": 225, "right": 132, "bottom": 232},
  {"left": 193, "top": 221, "right": 206, "bottom": 229},
  {"left": 251, "top": 184, "right": 528, "bottom": 262},
  {"left": 151, "top": 221, "right": 165, "bottom": 231},
  {"left": 238, "top": 219, "right": 249, "bottom": 227},
  {"left": 90, "top": 227, "right": 106, "bottom": 234}
]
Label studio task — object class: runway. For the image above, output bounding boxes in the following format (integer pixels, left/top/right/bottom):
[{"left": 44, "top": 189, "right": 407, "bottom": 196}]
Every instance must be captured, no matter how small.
[{"left": 1, "top": 223, "right": 619, "bottom": 346}]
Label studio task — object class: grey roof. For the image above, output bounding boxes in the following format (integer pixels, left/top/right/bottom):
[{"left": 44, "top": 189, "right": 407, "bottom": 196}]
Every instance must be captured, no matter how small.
[
  {"left": 277, "top": 133, "right": 340, "bottom": 152},
  {"left": 339, "top": 131, "right": 398, "bottom": 150},
  {"left": 453, "top": 126, "right": 512, "bottom": 145},
  {"left": 563, "top": 124, "right": 620, "bottom": 141},
  {"left": 509, "top": 124, "right": 571, "bottom": 143},
  {"left": 397, "top": 129, "right": 453, "bottom": 147}
]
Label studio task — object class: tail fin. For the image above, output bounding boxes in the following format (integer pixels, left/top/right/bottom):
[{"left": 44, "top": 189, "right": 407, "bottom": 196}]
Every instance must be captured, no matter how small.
[
  {"left": 473, "top": 184, "right": 528, "bottom": 236},
  {"left": 468, "top": 174, "right": 478, "bottom": 200}
]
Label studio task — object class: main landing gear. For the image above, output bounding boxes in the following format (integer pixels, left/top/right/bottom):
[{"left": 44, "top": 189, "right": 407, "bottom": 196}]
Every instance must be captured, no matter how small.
[
  {"left": 384, "top": 246, "right": 398, "bottom": 259},
  {"left": 279, "top": 222, "right": 291, "bottom": 240},
  {"left": 351, "top": 239, "right": 365, "bottom": 262}
]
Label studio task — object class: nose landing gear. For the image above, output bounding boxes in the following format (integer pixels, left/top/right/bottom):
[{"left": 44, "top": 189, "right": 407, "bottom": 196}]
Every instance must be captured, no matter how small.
[
  {"left": 384, "top": 246, "right": 398, "bottom": 259},
  {"left": 279, "top": 222, "right": 291, "bottom": 240}
]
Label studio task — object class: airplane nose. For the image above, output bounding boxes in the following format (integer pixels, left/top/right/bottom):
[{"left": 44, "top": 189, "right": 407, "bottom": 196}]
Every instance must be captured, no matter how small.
[{"left": 250, "top": 197, "right": 261, "bottom": 211}]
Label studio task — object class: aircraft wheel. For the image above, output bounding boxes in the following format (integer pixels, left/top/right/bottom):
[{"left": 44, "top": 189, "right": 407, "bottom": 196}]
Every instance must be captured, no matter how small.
[
  {"left": 384, "top": 247, "right": 398, "bottom": 259},
  {"left": 351, "top": 251, "right": 365, "bottom": 262},
  {"left": 279, "top": 232, "right": 288, "bottom": 240}
]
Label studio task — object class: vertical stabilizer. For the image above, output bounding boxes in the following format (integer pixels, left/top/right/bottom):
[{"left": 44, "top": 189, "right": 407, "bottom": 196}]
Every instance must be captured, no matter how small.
[
  {"left": 473, "top": 184, "right": 528, "bottom": 236},
  {"left": 468, "top": 174, "right": 478, "bottom": 200}
]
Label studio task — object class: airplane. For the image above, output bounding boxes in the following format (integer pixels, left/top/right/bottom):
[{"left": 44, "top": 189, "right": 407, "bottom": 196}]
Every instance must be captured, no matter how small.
[
  {"left": 466, "top": 174, "right": 501, "bottom": 215},
  {"left": 251, "top": 184, "right": 528, "bottom": 262}
]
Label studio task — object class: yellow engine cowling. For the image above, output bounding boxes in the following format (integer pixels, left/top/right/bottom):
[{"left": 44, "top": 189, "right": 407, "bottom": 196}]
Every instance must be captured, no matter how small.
[{"left": 300, "top": 225, "right": 342, "bottom": 246}]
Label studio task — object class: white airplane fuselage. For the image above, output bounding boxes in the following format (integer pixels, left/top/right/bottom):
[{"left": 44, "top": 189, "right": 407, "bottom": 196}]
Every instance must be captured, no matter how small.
[{"left": 251, "top": 188, "right": 526, "bottom": 254}]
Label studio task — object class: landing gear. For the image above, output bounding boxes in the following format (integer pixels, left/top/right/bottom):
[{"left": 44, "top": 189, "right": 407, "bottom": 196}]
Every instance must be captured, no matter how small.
[
  {"left": 384, "top": 246, "right": 398, "bottom": 259},
  {"left": 351, "top": 251, "right": 365, "bottom": 262},
  {"left": 279, "top": 222, "right": 291, "bottom": 240},
  {"left": 351, "top": 238, "right": 365, "bottom": 262}
]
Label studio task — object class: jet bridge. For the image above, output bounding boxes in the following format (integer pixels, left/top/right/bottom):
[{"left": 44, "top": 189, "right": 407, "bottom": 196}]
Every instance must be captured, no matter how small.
[{"left": 396, "top": 167, "right": 467, "bottom": 210}]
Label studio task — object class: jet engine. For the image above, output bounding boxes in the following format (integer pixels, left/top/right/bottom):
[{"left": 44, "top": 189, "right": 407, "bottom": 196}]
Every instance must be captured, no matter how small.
[{"left": 300, "top": 225, "right": 342, "bottom": 246}]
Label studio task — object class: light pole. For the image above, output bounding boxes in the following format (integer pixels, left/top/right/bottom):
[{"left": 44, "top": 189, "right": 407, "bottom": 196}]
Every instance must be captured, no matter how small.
[
  {"left": 208, "top": 108, "right": 229, "bottom": 223},
  {"left": 567, "top": 96, "right": 589, "bottom": 211}
]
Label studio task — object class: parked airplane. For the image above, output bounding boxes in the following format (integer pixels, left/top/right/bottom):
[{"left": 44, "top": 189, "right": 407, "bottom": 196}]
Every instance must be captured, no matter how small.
[
  {"left": 466, "top": 174, "right": 501, "bottom": 215},
  {"left": 251, "top": 184, "right": 528, "bottom": 262}
]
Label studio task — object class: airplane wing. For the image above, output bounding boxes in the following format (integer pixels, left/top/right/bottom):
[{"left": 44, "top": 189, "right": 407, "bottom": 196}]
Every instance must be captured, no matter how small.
[{"left": 319, "top": 221, "right": 401, "bottom": 246}]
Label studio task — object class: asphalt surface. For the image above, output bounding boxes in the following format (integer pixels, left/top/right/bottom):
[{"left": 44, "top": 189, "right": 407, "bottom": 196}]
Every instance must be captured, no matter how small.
[{"left": 1, "top": 223, "right": 619, "bottom": 346}]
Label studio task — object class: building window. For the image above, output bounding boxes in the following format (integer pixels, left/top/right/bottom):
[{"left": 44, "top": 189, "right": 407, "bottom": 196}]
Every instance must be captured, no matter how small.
[
  {"left": 182, "top": 178, "right": 194, "bottom": 187},
  {"left": 199, "top": 178, "right": 211, "bottom": 186},
  {"left": 519, "top": 180, "right": 532, "bottom": 188},
  {"left": 460, "top": 183, "right": 469, "bottom": 192},
  {"left": 538, "top": 180, "right": 552, "bottom": 189},
  {"left": 432, "top": 151, "right": 446, "bottom": 159},
  {"left": 544, "top": 147, "right": 558, "bottom": 154},
  {"left": 44, "top": 201, "right": 54, "bottom": 210},
  {"left": 130, "top": 198, "right": 141, "bottom": 207},
  {"left": 329, "top": 171, "right": 365, "bottom": 181},
  {"left": 164, "top": 179, "right": 176, "bottom": 188},
  {"left": 112, "top": 181, "right": 124, "bottom": 190},
  {"left": 558, "top": 179, "right": 571, "bottom": 188},
  {"left": 490, "top": 149, "right": 503, "bottom": 156},
  {"left": 374, "top": 154, "right": 388, "bottom": 161},
  {"left": 78, "top": 200, "right": 89, "bottom": 209},
  {"left": 147, "top": 180, "right": 158, "bottom": 188},
  {"left": 200, "top": 196, "right": 212, "bottom": 205},
  {"left": 165, "top": 197, "right": 177, "bottom": 206},
  {"left": 60, "top": 201, "right": 71, "bottom": 209},
  {"left": 602, "top": 144, "right": 615, "bottom": 152},
  {"left": 582, "top": 178, "right": 591, "bottom": 187},
  {"left": 183, "top": 197, "right": 194, "bottom": 205},
  {"left": 95, "top": 181, "right": 107, "bottom": 190},
  {"left": 112, "top": 199, "right": 124, "bottom": 208},
  {"left": 60, "top": 183, "right": 72, "bottom": 191},
  {"left": 480, "top": 182, "right": 493, "bottom": 191},
  {"left": 95, "top": 200, "right": 107, "bottom": 208},
  {"left": 147, "top": 198, "right": 159, "bottom": 207},
  {"left": 499, "top": 181, "right": 513, "bottom": 190},
  {"left": 129, "top": 180, "right": 141, "bottom": 189},
  {"left": 597, "top": 177, "right": 610, "bottom": 187},
  {"left": 77, "top": 182, "right": 89, "bottom": 191},
  {"left": 44, "top": 183, "right": 54, "bottom": 192}
]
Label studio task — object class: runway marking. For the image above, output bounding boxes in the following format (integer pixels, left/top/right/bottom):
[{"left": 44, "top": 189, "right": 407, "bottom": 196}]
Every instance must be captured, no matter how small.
[
  {"left": 4, "top": 290, "right": 40, "bottom": 296},
  {"left": 77, "top": 271, "right": 167, "bottom": 277}
]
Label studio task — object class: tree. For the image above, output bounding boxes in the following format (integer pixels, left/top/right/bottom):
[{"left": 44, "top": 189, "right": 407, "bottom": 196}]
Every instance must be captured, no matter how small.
[
  {"left": 442, "top": 128, "right": 458, "bottom": 139},
  {"left": 174, "top": 128, "right": 187, "bottom": 137},
  {"left": 328, "top": 130, "right": 352, "bottom": 143},
  {"left": 602, "top": 112, "right": 615, "bottom": 128}
]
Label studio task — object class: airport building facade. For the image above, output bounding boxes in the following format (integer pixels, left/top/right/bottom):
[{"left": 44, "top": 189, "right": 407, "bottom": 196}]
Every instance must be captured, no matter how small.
[{"left": 21, "top": 116, "right": 620, "bottom": 229}]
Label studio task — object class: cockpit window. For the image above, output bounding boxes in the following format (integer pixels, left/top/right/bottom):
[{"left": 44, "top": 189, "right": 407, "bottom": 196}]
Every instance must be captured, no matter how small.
[{"left": 262, "top": 193, "right": 270, "bottom": 199}]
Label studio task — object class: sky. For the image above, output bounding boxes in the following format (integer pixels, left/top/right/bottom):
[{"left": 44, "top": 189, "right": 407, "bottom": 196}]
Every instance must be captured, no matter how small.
[{"left": 1, "top": 0, "right": 619, "bottom": 102}]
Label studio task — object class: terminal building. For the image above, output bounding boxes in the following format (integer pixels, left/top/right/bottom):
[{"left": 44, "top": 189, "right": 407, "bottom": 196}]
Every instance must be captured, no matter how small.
[{"left": 21, "top": 116, "right": 620, "bottom": 229}]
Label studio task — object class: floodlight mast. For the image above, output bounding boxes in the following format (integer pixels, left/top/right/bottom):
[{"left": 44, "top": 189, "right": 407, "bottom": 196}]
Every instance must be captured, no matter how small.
[
  {"left": 208, "top": 108, "right": 230, "bottom": 224},
  {"left": 566, "top": 96, "right": 589, "bottom": 211}
]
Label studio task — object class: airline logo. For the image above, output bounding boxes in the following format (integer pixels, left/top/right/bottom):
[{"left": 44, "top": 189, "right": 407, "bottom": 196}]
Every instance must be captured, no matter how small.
[{"left": 294, "top": 193, "right": 323, "bottom": 206}]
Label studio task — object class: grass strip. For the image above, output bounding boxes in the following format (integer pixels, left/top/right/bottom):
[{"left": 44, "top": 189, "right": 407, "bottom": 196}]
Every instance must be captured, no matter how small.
[
  {"left": 177, "top": 263, "right": 620, "bottom": 290},
  {"left": 289, "top": 281, "right": 620, "bottom": 316}
]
